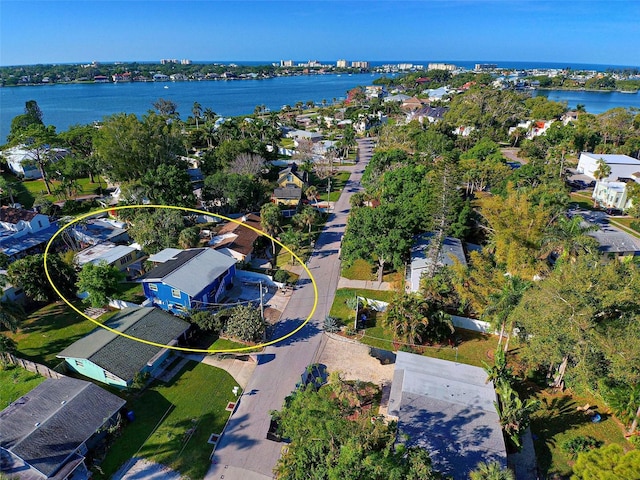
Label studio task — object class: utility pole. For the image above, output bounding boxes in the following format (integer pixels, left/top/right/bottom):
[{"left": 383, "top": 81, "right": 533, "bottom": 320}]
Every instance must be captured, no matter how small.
[{"left": 259, "top": 281, "right": 264, "bottom": 320}]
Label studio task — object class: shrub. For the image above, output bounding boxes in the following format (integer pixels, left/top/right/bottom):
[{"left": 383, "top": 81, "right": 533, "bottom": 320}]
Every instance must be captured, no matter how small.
[
  {"left": 561, "top": 435, "right": 602, "bottom": 459},
  {"left": 273, "top": 269, "right": 289, "bottom": 284},
  {"left": 323, "top": 316, "right": 341, "bottom": 333}
]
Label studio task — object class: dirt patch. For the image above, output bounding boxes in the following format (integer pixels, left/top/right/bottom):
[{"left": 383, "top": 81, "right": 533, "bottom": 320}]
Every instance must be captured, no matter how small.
[{"left": 317, "top": 334, "right": 394, "bottom": 386}]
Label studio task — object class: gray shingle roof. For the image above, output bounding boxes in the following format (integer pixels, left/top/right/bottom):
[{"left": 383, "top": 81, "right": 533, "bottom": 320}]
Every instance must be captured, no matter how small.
[
  {"left": 388, "top": 352, "right": 506, "bottom": 479},
  {"left": 0, "top": 377, "right": 125, "bottom": 478},
  {"left": 143, "top": 248, "right": 236, "bottom": 298},
  {"left": 57, "top": 307, "right": 189, "bottom": 383}
]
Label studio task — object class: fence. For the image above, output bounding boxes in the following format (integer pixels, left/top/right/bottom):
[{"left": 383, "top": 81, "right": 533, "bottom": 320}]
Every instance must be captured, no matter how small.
[
  {"left": 109, "top": 299, "right": 141, "bottom": 309},
  {"left": 1, "top": 352, "right": 66, "bottom": 379},
  {"left": 451, "top": 315, "right": 501, "bottom": 335}
]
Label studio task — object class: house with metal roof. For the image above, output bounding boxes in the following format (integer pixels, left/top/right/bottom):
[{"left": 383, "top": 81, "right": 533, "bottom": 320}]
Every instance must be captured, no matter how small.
[
  {"left": 74, "top": 242, "right": 145, "bottom": 277},
  {"left": 70, "top": 218, "right": 129, "bottom": 246},
  {"left": 408, "top": 233, "right": 467, "bottom": 292},
  {"left": 387, "top": 352, "right": 507, "bottom": 479},
  {"left": 0, "top": 206, "right": 58, "bottom": 261},
  {"left": 142, "top": 248, "right": 236, "bottom": 314},
  {"left": 0, "top": 145, "right": 69, "bottom": 179},
  {"left": 0, "top": 376, "right": 125, "bottom": 479},
  {"left": 57, "top": 307, "right": 190, "bottom": 388},
  {"left": 577, "top": 152, "right": 640, "bottom": 181}
]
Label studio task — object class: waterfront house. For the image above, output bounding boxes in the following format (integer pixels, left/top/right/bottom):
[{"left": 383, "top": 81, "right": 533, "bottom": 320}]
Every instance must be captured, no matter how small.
[
  {"left": 210, "top": 214, "right": 264, "bottom": 263},
  {"left": 142, "top": 247, "right": 236, "bottom": 313},
  {"left": 0, "top": 376, "right": 126, "bottom": 479},
  {"left": 408, "top": 233, "right": 467, "bottom": 292},
  {"left": 387, "top": 352, "right": 506, "bottom": 479},
  {"left": 1, "top": 145, "right": 68, "bottom": 179},
  {"left": 57, "top": 307, "right": 190, "bottom": 387}
]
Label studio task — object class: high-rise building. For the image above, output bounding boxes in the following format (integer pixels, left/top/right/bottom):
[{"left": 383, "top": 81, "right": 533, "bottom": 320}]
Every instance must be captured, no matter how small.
[
  {"left": 428, "top": 63, "right": 456, "bottom": 71},
  {"left": 280, "top": 60, "right": 294, "bottom": 67},
  {"left": 474, "top": 63, "right": 497, "bottom": 71},
  {"left": 336, "top": 59, "right": 348, "bottom": 68},
  {"left": 351, "top": 61, "right": 370, "bottom": 69}
]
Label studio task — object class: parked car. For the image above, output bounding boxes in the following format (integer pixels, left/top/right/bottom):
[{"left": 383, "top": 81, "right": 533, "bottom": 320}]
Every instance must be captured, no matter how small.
[{"left": 605, "top": 208, "right": 624, "bottom": 216}]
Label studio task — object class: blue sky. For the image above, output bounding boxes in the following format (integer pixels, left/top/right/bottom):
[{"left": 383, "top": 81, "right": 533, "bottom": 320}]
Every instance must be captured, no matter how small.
[{"left": 1, "top": 0, "right": 639, "bottom": 67}]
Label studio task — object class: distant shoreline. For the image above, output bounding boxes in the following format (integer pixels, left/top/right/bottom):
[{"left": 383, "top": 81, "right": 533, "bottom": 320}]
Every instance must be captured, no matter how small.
[{"left": 534, "top": 86, "right": 638, "bottom": 94}]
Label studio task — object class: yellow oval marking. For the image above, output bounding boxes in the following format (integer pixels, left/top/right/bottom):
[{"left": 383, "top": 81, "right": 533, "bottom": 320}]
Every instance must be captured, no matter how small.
[{"left": 43, "top": 204, "right": 318, "bottom": 353}]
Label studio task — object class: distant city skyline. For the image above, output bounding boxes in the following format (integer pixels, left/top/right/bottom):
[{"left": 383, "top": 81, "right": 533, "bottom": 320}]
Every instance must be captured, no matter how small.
[{"left": 1, "top": 1, "right": 639, "bottom": 67}]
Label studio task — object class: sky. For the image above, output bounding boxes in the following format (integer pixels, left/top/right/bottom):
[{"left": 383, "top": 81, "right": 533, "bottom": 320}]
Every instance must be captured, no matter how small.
[{"left": 1, "top": 0, "right": 639, "bottom": 67}]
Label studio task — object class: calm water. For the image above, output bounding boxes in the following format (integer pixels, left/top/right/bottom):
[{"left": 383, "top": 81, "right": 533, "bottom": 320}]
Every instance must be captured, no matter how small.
[
  {"left": 2, "top": 73, "right": 640, "bottom": 142},
  {"left": 532, "top": 89, "right": 640, "bottom": 113},
  {"left": 0, "top": 74, "right": 383, "bottom": 141}
]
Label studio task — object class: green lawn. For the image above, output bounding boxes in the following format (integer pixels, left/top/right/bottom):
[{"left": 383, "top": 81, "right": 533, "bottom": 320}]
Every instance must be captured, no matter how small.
[
  {"left": 528, "top": 387, "right": 633, "bottom": 478},
  {"left": 329, "top": 288, "right": 396, "bottom": 325},
  {"left": 341, "top": 259, "right": 376, "bottom": 281},
  {"left": 316, "top": 171, "right": 351, "bottom": 202},
  {"left": 341, "top": 259, "right": 404, "bottom": 284},
  {"left": 1, "top": 172, "right": 105, "bottom": 208},
  {"left": 9, "top": 301, "right": 108, "bottom": 368},
  {"left": 0, "top": 364, "right": 45, "bottom": 408},
  {"left": 96, "top": 361, "right": 239, "bottom": 480},
  {"left": 113, "top": 282, "right": 145, "bottom": 304}
]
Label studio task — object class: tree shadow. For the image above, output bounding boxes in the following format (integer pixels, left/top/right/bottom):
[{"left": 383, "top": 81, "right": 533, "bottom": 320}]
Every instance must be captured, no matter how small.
[
  {"left": 399, "top": 400, "right": 503, "bottom": 478},
  {"left": 269, "top": 319, "right": 321, "bottom": 347},
  {"left": 531, "top": 393, "right": 598, "bottom": 477}
]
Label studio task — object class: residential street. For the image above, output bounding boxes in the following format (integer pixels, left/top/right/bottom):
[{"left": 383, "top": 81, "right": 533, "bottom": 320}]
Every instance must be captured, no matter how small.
[{"left": 206, "top": 138, "right": 375, "bottom": 479}]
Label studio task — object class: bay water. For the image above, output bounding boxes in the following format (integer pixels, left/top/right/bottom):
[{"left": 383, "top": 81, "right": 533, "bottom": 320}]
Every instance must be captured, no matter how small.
[{"left": 1, "top": 73, "right": 639, "bottom": 143}]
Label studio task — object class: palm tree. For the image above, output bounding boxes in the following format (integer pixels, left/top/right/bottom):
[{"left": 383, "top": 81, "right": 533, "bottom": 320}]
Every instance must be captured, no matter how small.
[
  {"left": 203, "top": 107, "right": 217, "bottom": 123},
  {"left": 469, "top": 461, "right": 515, "bottom": 480},
  {"left": 592, "top": 158, "right": 612, "bottom": 208},
  {"left": 192, "top": 102, "right": 202, "bottom": 129},
  {"left": 542, "top": 214, "right": 598, "bottom": 263},
  {"left": 305, "top": 186, "right": 319, "bottom": 207},
  {"left": 260, "top": 203, "right": 283, "bottom": 257},
  {"left": 483, "top": 275, "right": 529, "bottom": 352},
  {"left": 384, "top": 293, "right": 431, "bottom": 345},
  {"left": 293, "top": 205, "right": 318, "bottom": 236}
]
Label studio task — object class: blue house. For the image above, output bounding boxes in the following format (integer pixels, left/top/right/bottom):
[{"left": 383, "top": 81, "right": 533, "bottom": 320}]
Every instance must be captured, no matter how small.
[
  {"left": 142, "top": 248, "right": 236, "bottom": 314},
  {"left": 57, "top": 307, "right": 190, "bottom": 388}
]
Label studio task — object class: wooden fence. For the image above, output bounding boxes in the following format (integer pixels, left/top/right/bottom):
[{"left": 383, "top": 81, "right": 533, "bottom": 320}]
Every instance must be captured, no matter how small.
[{"left": 0, "top": 352, "right": 66, "bottom": 379}]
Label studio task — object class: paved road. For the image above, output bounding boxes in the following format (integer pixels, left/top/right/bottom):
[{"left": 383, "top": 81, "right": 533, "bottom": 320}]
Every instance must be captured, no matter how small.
[{"left": 206, "top": 138, "right": 375, "bottom": 480}]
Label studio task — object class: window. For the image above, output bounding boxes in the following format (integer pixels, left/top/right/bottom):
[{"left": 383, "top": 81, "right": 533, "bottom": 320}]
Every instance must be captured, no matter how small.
[
  {"left": 75, "top": 360, "right": 85, "bottom": 368},
  {"left": 171, "top": 288, "right": 181, "bottom": 299},
  {"left": 120, "top": 254, "right": 132, "bottom": 265},
  {"left": 148, "top": 284, "right": 158, "bottom": 292}
]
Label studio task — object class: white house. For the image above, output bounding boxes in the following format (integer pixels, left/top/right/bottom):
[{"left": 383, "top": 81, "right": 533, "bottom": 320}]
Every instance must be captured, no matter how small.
[
  {"left": 577, "top": 152, "right": 640, "bottom": 181},
  {"left": 408, "top": 234, "right": 467, "bottom": 292},
  {"left": 1, "top": 145, "right": 68, "bottom": 179},
  {"left": 592, "top": 174, "right": 640, "bottom": 211},
  {"left": 0, "top": 206, "right": 50, "bottom": 240}
]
